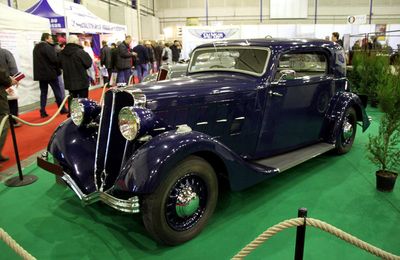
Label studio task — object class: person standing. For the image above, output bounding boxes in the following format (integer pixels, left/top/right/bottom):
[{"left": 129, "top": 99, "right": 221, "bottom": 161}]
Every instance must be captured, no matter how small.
[
  {"left": 170, "top": 40, "right": 182, "bottom": 63},
  {"left": 154, "top": 41, "right": 164, "bottom": 71},
  {"left": 0, "top": 44, "right": 20, "bottom": 127},
  {"left": 116, "top": 36, "right": 136, "bottom": 84},
  {"left": 132, "top": 41, "right": 149, "bottom": 82},
  {"left": 331, "top": 32, "right": 343, "bottom": 47},
  {"left": 33, "top": 33, "right": 67, "bottom": 117},
  {"left": 100, "top": 40, "right": 112, "bottom": 84},
  {"left": 83, "top": 40, "right": 96, "bottom": 85},
  {"left": 161, "top": 42, "right": 173, "bottom": 65},
  {"left": 0, "top": 68, "right": 18, "bottom": 162},
  {"left": 59, "top": 35, "right": 92, "bottom": 112}
]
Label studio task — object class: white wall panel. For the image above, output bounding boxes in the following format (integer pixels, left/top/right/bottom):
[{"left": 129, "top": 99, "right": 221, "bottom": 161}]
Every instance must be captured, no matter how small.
[{"left": 270, "top": 0, "right": 308, "bottom": 19}]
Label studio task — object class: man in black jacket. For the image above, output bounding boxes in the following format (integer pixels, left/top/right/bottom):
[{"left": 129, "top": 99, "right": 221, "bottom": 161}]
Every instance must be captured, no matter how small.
[
  {"left": 0, "top": 68, "right": 17, "bottom": 162},
  {"left": 100, "top": 40, "right": 112, "bottom": 84},
  {"left": 170, "top": 40, "right": 181, "bottom": 63},
  {"left": 33, "top": 33, "right": 67, "bottom": 117},
  {"left": 132, "top": 41, "right": 149, "bottom": 82},
  {"left": 116, "top": 36, "right": 136, "bottom": 84},
  {"left": 59, "top": 35, "right": 92, "bottom": 111}
]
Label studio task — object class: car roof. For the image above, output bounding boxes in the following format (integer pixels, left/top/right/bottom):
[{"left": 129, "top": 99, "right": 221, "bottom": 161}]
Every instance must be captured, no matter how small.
[{"left": 195, "top": 38, "right": 338, "bottom": 50}]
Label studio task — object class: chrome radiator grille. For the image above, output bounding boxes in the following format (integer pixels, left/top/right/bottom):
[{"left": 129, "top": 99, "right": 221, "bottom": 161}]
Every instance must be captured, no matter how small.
[{"left": 94, "top": 90, "right": 134, "bottom": 191}]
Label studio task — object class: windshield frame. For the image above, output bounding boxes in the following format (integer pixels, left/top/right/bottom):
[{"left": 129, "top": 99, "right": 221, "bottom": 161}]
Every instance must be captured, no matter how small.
[{"left": 187, "top": 46, "right": 271, "bottom": 77}]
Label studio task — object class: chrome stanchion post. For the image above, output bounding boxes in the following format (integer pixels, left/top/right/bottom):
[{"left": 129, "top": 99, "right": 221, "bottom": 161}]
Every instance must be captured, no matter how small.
[
  {"left": 294, "top": 208, "right": 308, "bottom": 260},
  {"left": 5, "top": 114, "right": 38, "bottom": 187}
]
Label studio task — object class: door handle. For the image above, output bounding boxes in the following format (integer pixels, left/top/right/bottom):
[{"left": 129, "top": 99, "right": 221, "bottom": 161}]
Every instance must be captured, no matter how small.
[{"left": 268, "top": 90, "right": 283, "bottom": 97}]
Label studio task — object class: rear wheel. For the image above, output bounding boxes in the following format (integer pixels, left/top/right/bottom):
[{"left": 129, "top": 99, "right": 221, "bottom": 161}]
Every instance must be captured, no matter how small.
[
  {"left": 335, "top": 107, "right": 357, "bottom": 154},
  {"left": 141, "top": 156, "right": 218, "bottom": 245}
]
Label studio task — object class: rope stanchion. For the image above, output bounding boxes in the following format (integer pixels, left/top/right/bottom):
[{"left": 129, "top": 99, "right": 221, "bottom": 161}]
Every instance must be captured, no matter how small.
[
  {"left": 0, "top": 95, "right": 69, "bottom": 187},
  {"left": 232, "top": 217, "right": 400, "bottom": 260},
  {"left": 0, "top": 228, "right": 36, "bottom": 260},
  {"left": 12, "top": 96, "right": 69, "bottom": 127}
]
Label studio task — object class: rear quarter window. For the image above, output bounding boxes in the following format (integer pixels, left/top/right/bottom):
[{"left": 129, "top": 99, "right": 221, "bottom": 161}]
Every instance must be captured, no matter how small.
[{"left": 276, "top": 52, "right": 328, "bottom": 80}]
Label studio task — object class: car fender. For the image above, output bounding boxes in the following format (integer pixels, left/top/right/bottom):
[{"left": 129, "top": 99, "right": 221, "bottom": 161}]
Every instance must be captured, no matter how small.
[
  {"left": 322, "top": 91, "right": 370, "bottom": 143},
  {"left": 48, "top": 119, "right": 97, "bottom": 194},
  {"left": 112, "top": 130, "right": 278, "bottom": 194}
]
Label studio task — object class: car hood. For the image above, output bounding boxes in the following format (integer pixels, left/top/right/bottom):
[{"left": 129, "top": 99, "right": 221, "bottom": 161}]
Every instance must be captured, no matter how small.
[{"left": 126, "top": 73, "right": 262, "bottom": 110}]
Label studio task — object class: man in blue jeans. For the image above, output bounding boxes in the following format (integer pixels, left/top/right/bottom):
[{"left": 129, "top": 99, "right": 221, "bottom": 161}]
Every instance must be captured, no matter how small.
[
  {"left": 116, "top": 35, "right": 137, "bottom": 85},
  {"left": 33, "top": 33, "right": 67, "bottom": 117},
  {"left": 132, "top": 41, "right": 150, "bottom": 82}
]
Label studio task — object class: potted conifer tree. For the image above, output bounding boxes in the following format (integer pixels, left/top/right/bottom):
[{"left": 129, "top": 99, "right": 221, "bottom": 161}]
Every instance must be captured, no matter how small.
[{"left": 366, "top": 65, "right": 400, "bottom": 192}]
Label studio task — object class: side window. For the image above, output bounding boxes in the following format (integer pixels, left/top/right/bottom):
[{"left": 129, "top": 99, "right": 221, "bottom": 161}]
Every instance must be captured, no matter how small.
[{"left": 276, "top": 52, "right": 328, "bottom": 80}]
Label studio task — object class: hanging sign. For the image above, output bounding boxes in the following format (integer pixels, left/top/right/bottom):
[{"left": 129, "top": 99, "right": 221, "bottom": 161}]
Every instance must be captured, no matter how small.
[
  {"left": 347, "top": 15, "right": 367, "bottom": 24},
  {"left": 49, "top": 16, "right": 65, "bottom": 29}
]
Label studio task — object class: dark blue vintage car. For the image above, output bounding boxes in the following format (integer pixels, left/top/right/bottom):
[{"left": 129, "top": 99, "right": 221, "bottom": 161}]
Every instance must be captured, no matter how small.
[{"left": 38, "top": 38, "right": 370, "bottom": 245}]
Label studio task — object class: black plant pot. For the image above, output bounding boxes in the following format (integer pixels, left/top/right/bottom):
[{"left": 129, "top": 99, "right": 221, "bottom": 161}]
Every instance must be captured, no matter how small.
[{"left": 376, "top": 170, "right": 398, "bottom": 192}]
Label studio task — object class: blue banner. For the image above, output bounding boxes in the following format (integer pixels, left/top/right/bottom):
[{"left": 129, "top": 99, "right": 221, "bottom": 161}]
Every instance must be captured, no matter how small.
[{"left": 49, "top": 17, "right": 66, "bottom": 29}]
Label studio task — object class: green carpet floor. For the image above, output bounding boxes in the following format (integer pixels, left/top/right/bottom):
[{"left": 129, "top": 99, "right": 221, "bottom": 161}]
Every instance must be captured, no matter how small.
[{"left": 0, "top": 108, "right": 399, "bottom": 260}]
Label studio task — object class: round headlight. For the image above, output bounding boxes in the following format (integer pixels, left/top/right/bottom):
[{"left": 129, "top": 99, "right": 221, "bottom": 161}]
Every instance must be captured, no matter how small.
[
  {"left": 71, "top": 99, "right": 84, "bottom": 126},
  {"left": 118, "top": 107, "right": 140, "bottom": 141}
]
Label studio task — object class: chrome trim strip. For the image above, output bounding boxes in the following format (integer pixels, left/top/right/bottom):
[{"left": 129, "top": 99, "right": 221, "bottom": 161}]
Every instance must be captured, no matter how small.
[
  {"left": 196, "top": 121, "right": 208, "bottom": 125},
  {"left": 94, "top": 93, "right": 107, "bottom": 190},
  {"left": 99, "top": 193, "right": 140, "bottom": 213},
  {"left": 154, "top": 127, "right": 166, "bottom": 131},
  {"left": 235, "top": 117, "right": 245, "bottom": 120},
  {"left": 216, "top": 119, "right": 227, "bottom": 123},
  {"left": 61, "top": 173, "right": 139, "bottom": 213},
  {"left": 100, "top": 93, "right": 116, "bottom": 191},
  {"left": 120, "top": 140, "right": 129, "bottom": 172}
]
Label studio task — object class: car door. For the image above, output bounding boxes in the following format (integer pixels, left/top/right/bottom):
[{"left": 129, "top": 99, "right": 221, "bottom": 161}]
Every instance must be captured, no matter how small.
[{"left": 256, "top": 50, "right": 335, "bottom": 157}]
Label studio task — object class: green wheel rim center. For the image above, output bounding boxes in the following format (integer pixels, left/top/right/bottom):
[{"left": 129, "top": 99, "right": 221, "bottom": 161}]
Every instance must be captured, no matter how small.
[{"left": 176, "top": 196, "right": 200, "bottom": 217}]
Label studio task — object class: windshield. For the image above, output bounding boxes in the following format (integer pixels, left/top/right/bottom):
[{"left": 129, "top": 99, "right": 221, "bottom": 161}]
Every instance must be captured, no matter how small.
[{"left": 188, "top": 46, "right": 270, "bottom": 76}]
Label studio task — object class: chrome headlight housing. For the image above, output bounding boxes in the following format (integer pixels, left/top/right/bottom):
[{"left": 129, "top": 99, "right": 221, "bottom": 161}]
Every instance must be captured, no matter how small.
[
  {"left": 118, "top": 107, "right": 140, "bottom": 141},
  {"left": 71, "top": 99, "right": 84, "bottom": 126},
  {"left": 70, "top": 98, "right": 101, "bottom": 127}
]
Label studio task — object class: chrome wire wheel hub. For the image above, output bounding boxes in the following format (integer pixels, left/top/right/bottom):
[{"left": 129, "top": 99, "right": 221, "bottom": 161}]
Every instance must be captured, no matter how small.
[
  {"left": 176, "top": 186, "right": 200, "bottom": 217},
  {"left": 165, "top": 174, "right": 207, "bottom": 231},
  {"left": 342, "top": 120, "right": 354, "bottom": 143}
]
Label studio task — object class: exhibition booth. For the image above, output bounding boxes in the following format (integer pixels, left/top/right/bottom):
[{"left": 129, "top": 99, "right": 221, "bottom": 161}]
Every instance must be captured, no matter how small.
[
  {"left": 26, "top": 0, "right": 127, "bottom": 56},
  {"left": 0, "top": 3, "right": 51, "bottom": 107}
]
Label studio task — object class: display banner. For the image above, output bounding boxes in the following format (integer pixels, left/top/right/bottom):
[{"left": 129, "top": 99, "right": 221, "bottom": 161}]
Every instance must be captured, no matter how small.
[
  {"left": 49, "top": 16, "right": 65, "bottom": 29},
  {"left": 64, "top": 2, "right": 126, "bottom": 34},
  {"left": 182, "top": 26, "right": 241, "bottom": 59}
]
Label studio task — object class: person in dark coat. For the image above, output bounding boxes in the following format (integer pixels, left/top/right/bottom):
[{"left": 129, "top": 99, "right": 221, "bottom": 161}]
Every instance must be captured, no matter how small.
[
  {"left": 110, "top": 42, "right": 118, "bottom": 72},
  {"left": 132, "top": 41, "right": 150, "bottom": 82},
  {"left": 154, "top": 41, "right": 164, "bottom": 71},
  {"left": 0, "top": 68, "right": 17, "bottom": 162},
  {"left": 0, "top": 44, "right": 20, "bottom": 127},
  {"left": 331, "top": 32, "right": 343, "bottom": 47},
  {"left": 170, "top": 40, "right": 182, "bottom": 63},
  {"left": 145, "top": 41, "right": 155, "bottom": 73},
  {"left": 33, "top": 33, "right": 67, "bottom": 117},
  {"left": 116, "top": 36, "right": 136, "bottom": 84},
  {"left": 59, "top": 35, "right": 92, "bottom": 112},
  {"left": 100, "top": 40, "right": 112, "bottom": 84}
]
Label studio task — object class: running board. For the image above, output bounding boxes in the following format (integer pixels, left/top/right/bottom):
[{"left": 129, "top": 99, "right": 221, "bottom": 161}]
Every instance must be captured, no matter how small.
[{"left": 253, "top": 143, "right": 335, "bottom": 173}]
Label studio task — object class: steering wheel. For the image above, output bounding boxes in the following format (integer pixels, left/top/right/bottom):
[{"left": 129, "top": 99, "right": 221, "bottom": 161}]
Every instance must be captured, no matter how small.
[{"left": 210, "top": 65, "right": 225, "bottom": 69}]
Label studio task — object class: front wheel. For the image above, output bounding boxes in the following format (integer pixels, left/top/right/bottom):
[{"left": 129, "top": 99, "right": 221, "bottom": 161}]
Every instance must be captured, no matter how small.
[
  {"left": 335, "top": 107, "right": 357, "bottom": 154},
  {"left": 141, "top": 156, "right": 218, "bottom": 245}
]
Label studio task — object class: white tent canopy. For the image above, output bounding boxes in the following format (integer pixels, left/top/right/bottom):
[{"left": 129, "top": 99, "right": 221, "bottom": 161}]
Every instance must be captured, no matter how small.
[
  {"left": 0, "top": 3, "right": 50, "bottom": 31},
  {"left": 29, "top": 0, "right": 127, "bottom": 34},
  {"left": 0, "top": 3, "right": 51, "bottom": 107}
]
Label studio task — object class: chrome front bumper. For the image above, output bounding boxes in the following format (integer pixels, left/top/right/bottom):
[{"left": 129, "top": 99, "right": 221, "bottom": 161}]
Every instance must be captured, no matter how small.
[{"left": 37, "top": 154, "right": 140, "bottom": 213}]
